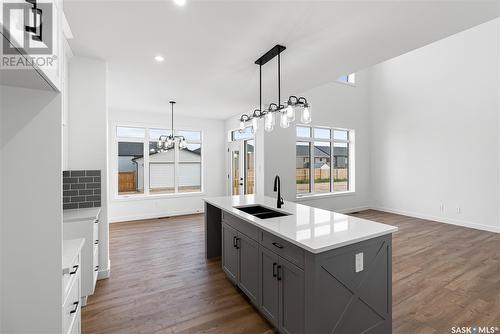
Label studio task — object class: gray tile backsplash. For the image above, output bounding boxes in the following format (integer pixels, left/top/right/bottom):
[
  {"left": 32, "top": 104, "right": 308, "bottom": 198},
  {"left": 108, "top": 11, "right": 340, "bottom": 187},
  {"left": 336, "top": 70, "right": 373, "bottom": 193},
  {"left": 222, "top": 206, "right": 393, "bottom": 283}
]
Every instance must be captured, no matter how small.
[{"left": 63, "top": 170, "right": 101, "bottom": 210}]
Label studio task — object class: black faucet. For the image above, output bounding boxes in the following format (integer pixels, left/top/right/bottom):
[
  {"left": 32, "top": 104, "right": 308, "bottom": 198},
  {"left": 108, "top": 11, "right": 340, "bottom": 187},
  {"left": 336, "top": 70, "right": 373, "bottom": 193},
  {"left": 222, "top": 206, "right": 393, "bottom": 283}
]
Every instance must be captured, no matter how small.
[{"left": 273, "top": 175, "right": 284, "bottom": 209}]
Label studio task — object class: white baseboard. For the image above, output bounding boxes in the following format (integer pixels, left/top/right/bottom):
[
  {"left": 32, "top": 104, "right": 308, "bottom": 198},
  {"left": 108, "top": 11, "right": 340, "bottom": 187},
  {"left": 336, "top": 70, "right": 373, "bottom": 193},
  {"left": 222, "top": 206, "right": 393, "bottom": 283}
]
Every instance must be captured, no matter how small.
[
  {"left": 97, "top": 260, "right": 111, "bottom": 280},
  {"left": 109, "top": 209, "right": 204, "bottom": 223},
  {"left": 336, "top": 205, "right": 372, "bottom": 214},
  {"left": 371, "top": 205, "right": 500, "bottom": 234}
]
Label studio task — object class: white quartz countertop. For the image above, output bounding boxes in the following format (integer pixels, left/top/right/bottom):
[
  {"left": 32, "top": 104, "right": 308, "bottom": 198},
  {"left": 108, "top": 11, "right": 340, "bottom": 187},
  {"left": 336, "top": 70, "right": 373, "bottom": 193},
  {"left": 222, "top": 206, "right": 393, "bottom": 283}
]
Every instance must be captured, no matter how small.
[
  {"left": 204, "top": 195, "right": 398, "bottom": 254},
  {"left": 63, "top": 207, "right": 101, "bottom": 223},
  {"left": 62, "top": 238, "right": 85, "bottom": 271}
]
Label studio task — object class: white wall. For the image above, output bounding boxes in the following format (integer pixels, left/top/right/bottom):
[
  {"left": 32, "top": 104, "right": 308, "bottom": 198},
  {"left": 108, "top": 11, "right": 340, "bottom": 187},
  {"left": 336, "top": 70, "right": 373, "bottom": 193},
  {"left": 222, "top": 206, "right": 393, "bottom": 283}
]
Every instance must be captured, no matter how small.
[
  {"left": 368, "top": 18, "right": 500, "bottom": 232},
  {"left": 108, "top": 109, "right": 226, "bottom": 222},
  {"left": 257, "top": 71, "right": 372, "bottom": 213},
  {"left": 68, "top": 57, "right": 110, "bottom": 276},
  {"left": 1, "top": 86, "right": 63, "bottom": 332},
  {"left": 0, "top": 84, "right": 3, "bottom": 331}
]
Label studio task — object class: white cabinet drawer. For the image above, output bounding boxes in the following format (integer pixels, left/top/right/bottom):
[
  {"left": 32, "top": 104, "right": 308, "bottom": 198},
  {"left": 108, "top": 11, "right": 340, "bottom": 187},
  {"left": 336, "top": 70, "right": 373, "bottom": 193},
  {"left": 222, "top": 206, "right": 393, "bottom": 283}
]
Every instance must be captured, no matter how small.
[
  {"left": 62, "top": 276, "right": 80, "bottom": 334},
  {"left": 93, "top": 244, "right": 99, "bottom": 268},
  {"left": 62, "top": 254, "right": 80, "bottom": 298},
  {"left": 69, "top": 308, "right": 81, "bottom": 334},
  {"left": 93, "top": 219, "right": 99, "bottom": 241}
]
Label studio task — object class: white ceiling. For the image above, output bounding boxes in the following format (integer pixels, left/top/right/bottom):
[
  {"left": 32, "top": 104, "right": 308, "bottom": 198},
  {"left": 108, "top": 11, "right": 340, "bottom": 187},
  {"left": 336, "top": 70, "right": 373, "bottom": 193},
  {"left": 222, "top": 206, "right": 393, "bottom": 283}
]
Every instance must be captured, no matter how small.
[{"left": 64, "top": 0, "right": 500, "bottom": 120}]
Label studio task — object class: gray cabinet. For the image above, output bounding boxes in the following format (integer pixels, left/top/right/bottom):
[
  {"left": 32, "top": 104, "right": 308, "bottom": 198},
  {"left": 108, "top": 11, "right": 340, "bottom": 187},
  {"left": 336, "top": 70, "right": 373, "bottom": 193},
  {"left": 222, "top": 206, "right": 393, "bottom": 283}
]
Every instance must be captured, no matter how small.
[
  {"left": 237, "top": 233, "right": 259, "bottom": 305},
  {"left": 208, "top": 205, "right": 393, "bottom": 334},
  {"left": 260, "top": 246, "right": 305, "bottom": 334},
  {"left": 222, "top": 222, "right": 260, "bottom": 305},
  {"left": 222, "top": 223, "right": 238, "bottom": 283},
  {"left": 259, "top": 246, "right": 279, "bottom": 328},
  {"left": 279, "top": 257, "right": 305, "bottom": 334}
]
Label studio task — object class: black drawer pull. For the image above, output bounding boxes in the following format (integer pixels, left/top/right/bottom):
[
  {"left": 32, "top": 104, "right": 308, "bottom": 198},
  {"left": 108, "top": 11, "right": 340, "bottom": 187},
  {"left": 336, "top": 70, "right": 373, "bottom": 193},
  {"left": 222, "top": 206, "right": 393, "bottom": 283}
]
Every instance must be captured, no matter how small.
[
  {"left": 235, "top": 237, "right": 240, "bottom": 249},
  {"left": 94, "top": 240, "right": 99, "bottom": 245},
  {"left": 70, "top": 301, "right": 79, "bottom": 314},
  {"left": 94, "top": 219, "right": 99, "bottom": 224},
  {"left": 69, "top": 265, "right": 79, "bottom": 275},
  {"left": 272, "top": 242, "right": 284, "bottom": 249},
  {"left": 272, "top": 262, "right": 277, "bottom": 278},
  {"left": 233, "top": 236, "right": 237, "bottom": 248},
  {"left": 277, "top": 265, "right": 282, "bottom": 281},
  {"left": 95, "top": 265, "right": 99, "bottom": 272}
]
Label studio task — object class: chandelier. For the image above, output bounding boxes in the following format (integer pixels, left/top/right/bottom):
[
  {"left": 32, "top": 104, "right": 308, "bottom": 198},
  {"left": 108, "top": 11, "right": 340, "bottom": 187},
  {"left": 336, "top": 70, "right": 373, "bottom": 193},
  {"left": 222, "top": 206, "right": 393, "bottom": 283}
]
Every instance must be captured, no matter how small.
[
  {"left": 157, "top": 101, "right": 187, "bottom": 151},
  {"left": 239, "top": 45, "right": 311, "bottom": 134}
]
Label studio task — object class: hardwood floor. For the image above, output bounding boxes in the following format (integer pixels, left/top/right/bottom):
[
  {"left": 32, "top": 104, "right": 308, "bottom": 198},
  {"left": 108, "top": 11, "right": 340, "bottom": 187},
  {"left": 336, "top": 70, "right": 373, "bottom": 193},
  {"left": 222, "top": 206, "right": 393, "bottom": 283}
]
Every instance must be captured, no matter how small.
[{"left": 82, "top": 211, "right": 500, "bottom": 334}]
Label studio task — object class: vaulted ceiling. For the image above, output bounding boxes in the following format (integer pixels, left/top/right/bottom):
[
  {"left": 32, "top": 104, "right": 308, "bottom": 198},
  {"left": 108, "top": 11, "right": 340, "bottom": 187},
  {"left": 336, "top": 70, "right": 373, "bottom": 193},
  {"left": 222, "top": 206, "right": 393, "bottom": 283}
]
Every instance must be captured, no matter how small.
[{"left": 65, "top": 0, "right": 500, "bottom": 119}]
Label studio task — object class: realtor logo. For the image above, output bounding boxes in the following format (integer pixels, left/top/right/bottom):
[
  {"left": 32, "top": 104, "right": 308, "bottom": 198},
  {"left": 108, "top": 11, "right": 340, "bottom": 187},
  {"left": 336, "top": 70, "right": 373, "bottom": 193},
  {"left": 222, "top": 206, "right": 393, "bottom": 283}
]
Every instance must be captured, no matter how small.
[{"left": 1, "top": 0, "right": 57, "bottom": 69}]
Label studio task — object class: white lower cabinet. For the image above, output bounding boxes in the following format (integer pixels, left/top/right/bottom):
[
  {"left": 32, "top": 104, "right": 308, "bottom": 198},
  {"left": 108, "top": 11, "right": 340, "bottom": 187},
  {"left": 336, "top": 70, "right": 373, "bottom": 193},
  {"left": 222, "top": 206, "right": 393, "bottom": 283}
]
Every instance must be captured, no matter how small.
[
  {"left": 63, "top": 239, "right": 84, "bottom": 334},
  {"left": 63, "top": 209, "right": 101, "bottom": 305}
]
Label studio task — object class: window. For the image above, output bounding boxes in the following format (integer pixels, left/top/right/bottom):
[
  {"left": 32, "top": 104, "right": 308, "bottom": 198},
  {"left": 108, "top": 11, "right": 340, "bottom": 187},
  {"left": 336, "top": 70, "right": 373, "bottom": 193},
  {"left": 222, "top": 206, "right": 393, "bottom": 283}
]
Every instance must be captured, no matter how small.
[
  {"left": 337, "top": 73, "right": 355, "bottom": 85},
  {"left": 231, "top": 126, "right": 254, "bottom": 141},
  {"left": 296, "top": 126, "right": 353, "bottom": 196},
  {"left": 116, "top": 126, "right": 202, "bottom": 197}
]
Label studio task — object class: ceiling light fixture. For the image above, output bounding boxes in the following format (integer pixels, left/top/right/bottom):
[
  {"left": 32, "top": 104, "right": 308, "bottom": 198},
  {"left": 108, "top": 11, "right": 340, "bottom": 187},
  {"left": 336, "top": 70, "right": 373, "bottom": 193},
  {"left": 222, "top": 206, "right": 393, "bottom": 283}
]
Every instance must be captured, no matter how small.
[
  {"left": 154, "top": 55, "right": 165, "bottom": 62},
  {"left": 173, "top": 0, "right": 186, "bottom": 6},
  {"left": 238, "top": 44, "right": 311, "bottom": 134},
  {"left": 157, "top": 101, "right": 187, "bottom": 151}
]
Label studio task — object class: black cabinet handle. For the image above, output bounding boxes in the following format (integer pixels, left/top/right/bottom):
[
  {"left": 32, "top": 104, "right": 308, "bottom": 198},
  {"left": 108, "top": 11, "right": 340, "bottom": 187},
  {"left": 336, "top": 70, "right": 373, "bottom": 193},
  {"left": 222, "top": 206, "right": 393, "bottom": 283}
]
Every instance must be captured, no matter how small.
[
  {"left": 272, "top": 262, "right": 277, "bottom": 278},
  {"left": 272, "top": 242, "right": 284, "bottom": 249},
  {"left": 95, "top": 265, "right": 99, "bottom": 272},
  {"left": 94, "top": 219, "right": 99, "bottom": 224},
  {"left": 233, "top": 236, "right": 237, "bottom": 248},
  {"left": 94, "top": 240, "right": 99, "bottom": 245},
  {"left": 235, "top": 237, "right": 240, "bottom": 249},
  {"left": 70, "top": 301, "right": 79, "bottom": 314},
  {"left": 69, "top": 265, "right": 79, "bottom": 275},
  {"left": 277, "top": 265, "right": 282, "bottom": 281}
]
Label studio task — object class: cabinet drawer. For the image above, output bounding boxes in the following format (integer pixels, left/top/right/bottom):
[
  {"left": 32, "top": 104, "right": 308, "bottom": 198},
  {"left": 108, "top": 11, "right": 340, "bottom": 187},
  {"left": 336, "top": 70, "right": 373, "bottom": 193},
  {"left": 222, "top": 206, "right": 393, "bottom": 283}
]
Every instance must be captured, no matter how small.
[
  {"left": 93, "top": 219, "right": 99, "bottom": 241},
  {"left": 261, "top": 231, "right": 304, "bottom": 269},
  {"left": 62, "top": 255, "right": 80, "bottom": 298},
  {"left": 93, "top": 244, "right": 99, "bottom": 267},
  {"left": 222, "top": 211, "right": 259, "bottom": 241},
  {"left": 63, "top": 276, "right": 80, "bottom": 334}
]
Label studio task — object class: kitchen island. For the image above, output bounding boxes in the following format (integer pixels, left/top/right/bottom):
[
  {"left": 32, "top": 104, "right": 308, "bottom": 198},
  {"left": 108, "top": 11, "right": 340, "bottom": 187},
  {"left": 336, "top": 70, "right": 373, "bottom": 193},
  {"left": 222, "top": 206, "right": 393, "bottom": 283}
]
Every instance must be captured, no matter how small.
[{"left": 204, "top": 195, "right": 397, "bottom": 334}]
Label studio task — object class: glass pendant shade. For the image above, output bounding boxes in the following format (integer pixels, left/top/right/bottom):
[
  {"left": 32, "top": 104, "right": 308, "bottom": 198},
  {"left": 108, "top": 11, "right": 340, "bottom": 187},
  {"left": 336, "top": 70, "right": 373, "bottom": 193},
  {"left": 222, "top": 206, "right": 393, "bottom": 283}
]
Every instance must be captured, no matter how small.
[
  {"left": 301, "top": 105, "right": 312, "bottom": 124},
  {"left": 157, "top": 140, "right": 163, "bottom": 149},
  {"left": 239, "top": 120, "right": 245, "bottom": 132},
  {"left": 166, "top": 137, "right": 174, "bottom": 148},
  {"left": 264, "top": 112, "right": 275, "bottom": 132},
  {"left": 280, "top": 112, "right": 290, "bottom": 128},
  {"left": 286, "top": 104, "right": 295, "bottom": 121},
  {"left": 179, "top": 138, "right": 187, "bottom": 149},
  {"left": 252, "top": 117, "right": 258, "bottom": 133}
]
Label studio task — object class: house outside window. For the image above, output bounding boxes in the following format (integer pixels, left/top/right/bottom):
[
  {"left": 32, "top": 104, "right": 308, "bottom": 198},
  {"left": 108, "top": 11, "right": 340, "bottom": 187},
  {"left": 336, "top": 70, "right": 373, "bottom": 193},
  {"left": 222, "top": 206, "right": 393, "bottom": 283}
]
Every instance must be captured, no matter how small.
[
  {"left": 296, "top": 126, "right": 354, "bottom": 197},
  {"left": 337, "top": 73, "right": 356, "bottom": 85},
  {"left": 116, "top": 126, "right": 202, "bottom": 197}
]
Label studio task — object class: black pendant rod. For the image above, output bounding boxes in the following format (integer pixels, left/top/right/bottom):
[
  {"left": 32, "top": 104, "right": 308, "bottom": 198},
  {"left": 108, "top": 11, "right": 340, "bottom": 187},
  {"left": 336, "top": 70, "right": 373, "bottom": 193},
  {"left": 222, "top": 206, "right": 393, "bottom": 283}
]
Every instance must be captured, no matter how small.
[
  {"left": 169, "top": 101, "right": 175, "bottom": 135},
  {"left": 278, "top": 52, "right": 281, "bottom": 107},
  {"left": 259, "top": 64, "right": 262, "bottom": 112}
]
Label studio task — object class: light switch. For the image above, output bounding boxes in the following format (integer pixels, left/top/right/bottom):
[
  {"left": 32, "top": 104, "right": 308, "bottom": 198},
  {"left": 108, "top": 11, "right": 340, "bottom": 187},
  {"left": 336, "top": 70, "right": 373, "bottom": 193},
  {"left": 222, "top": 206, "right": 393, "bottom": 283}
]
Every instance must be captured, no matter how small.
[{"left": 355, "top": 252, "right": 364, "bottom": 273}]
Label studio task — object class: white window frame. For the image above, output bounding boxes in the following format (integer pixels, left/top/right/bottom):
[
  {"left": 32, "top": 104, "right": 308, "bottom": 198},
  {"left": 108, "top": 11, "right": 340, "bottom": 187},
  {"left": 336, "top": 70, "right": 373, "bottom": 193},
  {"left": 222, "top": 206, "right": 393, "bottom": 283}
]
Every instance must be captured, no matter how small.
[
  {"left": 296, "top": 125, "right": 355, "bottom": 199},
  {"left": 336, "top": 73, "right": 356, "bottom": 86},
  {"left": 113, "top": 122, "right": 204, "bottom": 201}
]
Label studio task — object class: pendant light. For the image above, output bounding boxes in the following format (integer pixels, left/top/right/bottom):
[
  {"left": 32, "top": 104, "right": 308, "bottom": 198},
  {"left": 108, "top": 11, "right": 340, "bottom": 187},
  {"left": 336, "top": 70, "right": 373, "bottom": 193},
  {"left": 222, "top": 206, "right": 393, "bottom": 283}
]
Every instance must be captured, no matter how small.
[
  {"left": 157, "top": 101, "right": 187, "bottom": 151},
  {"left": 238, "top": 45, "right": 311, "bottom": 133}
]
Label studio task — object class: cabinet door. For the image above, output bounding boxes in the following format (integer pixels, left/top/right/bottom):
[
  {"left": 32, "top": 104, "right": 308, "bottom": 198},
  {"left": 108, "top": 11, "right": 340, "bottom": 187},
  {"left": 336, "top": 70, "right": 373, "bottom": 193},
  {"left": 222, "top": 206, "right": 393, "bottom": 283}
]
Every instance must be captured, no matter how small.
[
  {"left": 259, "top": 246, "right": 280, "bottom": 328},
  {"left": 237, "top": 233, "right": 259, "bottom": 305},
  {"left": 279, "top": 257, "right": 305, "bottom": 334},
  {"left": 222, "top": 224, "right": 238, "bottom": 284}
]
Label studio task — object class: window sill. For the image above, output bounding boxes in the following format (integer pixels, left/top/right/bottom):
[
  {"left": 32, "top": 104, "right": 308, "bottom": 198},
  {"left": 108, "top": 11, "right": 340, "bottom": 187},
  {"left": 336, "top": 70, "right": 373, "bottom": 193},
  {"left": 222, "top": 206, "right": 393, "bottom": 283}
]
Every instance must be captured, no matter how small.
[
  {"left": 113, "top": 191, "right": 205, "bottom": 202},
  {"left": 335, "top": 80, "right": 356, "bottom": 87},
  {"left": 296, "top": 190, "right": 355, "bottom": 201}
]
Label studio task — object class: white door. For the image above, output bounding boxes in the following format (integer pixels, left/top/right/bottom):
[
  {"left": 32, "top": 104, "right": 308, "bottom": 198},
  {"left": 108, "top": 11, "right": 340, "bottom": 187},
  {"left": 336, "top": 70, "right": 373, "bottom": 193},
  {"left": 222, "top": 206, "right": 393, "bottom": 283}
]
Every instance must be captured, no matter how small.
[{"left": 228, "top": 141, "right": 244, "bottom": 195}]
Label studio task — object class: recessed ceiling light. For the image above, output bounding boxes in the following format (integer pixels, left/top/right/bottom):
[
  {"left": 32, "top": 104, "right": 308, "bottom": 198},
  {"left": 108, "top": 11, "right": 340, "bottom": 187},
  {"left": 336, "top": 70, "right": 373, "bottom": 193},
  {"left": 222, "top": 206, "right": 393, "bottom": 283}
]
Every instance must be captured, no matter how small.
[
  {"left": 173, "top": 0, "right": 186, "bottom": 6},
  {"left": 154, "top": 55, "right": 165, "bottom": 62}
]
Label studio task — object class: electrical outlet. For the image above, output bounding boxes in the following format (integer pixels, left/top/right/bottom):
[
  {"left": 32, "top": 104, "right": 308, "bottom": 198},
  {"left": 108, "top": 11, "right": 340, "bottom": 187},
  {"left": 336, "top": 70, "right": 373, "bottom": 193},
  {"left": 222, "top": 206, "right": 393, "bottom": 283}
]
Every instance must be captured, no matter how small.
[{"left": 355, "top": 252, "right": 364, "bottom": 273}]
